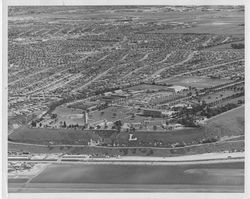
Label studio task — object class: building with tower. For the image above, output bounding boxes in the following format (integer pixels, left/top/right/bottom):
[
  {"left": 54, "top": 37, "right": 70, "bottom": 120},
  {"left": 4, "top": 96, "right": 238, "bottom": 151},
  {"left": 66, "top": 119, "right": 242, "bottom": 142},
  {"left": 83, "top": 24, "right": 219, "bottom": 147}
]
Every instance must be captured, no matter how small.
[{"left": 83, "top": 111, "right": 88, "bottom": 125}]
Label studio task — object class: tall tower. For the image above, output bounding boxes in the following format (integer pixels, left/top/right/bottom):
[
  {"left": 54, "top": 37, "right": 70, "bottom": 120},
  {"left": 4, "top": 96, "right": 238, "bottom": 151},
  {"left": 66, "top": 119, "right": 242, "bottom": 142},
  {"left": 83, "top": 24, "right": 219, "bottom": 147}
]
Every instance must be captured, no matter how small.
[
  {"left": 83, "top": 111, "right": 88, "bottom": 125},
  {"left": 42, "top": 91, "right": 45, "bottom": 102}
]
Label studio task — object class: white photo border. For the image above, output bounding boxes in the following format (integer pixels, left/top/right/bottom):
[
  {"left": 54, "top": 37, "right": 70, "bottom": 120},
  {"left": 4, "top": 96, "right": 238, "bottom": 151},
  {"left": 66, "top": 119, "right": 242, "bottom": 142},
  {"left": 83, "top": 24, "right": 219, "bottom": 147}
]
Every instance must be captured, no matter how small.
[{"left": 1, "top": 0, "right": 249, "bottom": 199}]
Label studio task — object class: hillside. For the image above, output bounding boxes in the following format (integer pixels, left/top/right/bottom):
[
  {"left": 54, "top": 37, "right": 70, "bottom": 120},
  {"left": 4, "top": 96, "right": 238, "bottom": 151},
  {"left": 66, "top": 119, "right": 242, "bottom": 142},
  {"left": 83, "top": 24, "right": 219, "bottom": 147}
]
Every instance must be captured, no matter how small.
[{"left": 204, "top": 105, "right": 244, "bottom": 139}]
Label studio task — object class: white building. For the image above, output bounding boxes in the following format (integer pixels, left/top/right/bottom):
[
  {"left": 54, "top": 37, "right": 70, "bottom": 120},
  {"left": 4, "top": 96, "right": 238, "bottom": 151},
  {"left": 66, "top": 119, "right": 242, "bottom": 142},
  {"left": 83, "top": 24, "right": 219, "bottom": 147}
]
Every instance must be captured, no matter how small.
[{"left": 167, "top": 85, "right": 188, "bottom": 93}]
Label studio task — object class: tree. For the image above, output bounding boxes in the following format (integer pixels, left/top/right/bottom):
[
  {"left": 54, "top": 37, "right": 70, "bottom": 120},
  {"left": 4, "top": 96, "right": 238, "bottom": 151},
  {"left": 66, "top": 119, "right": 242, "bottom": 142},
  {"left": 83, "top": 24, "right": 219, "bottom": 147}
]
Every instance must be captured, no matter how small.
[
  {"left": 195, "top": 89, "right": 199, "bottom": 96},
  {"left": 187, "top": 92, "right": 192, "bottom": 97},
  {"left": 146, "top": 149, "right": 154, "bottom": 156},
  {"left": 51, "top": 113, "right": 57, "bottom": 119},
  {"left": 130, "top": 126, "right": 136, "bottom": 132},
  {"left": 131, "top": 148, "right": 137, "bottom": 154},
  {"left": 238, "top": 99, "right": 244, "bottom": 104},
  {"left": 31, "top": 121, "right": 36, "bottom": 127},
  {"left": 96, "top": 125, "right": 101, "bottom": 129},
  {"left": 63, "top": 121, "right": 67, "bottom": 128},
  {"left": 123, "top": 149, "right": 128, "bottom": 155},
  {"left": 201, "top": 100, "right": 207, "bottom": 107},
  {"left": 114, "top": 120, "right": 122, "bottom": 131},
  {"left": 231, "top": 43, "right": 244, "bottom": 49}
]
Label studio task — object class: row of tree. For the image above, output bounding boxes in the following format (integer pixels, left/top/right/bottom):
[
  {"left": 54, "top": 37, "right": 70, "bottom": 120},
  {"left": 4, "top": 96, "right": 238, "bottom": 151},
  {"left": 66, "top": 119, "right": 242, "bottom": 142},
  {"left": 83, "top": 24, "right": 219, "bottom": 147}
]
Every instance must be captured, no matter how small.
[
  {"left": 201, "top": 103, "right": 238, "bottom": 118},
  {"left": 231, "top": 43, "right": 244, "bottom": 49}
]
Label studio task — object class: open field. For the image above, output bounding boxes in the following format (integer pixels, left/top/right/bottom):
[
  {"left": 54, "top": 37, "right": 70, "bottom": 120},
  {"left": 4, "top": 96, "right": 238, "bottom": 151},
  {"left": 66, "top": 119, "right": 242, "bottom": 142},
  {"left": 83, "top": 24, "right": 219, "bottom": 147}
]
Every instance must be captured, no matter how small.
[
  {"left": 201, "top": 90, "right": 236, "bottom": 103},
  {"left": 8, "top": 127, "right": 100, "bottom": 145},
  {"left": 157, "top": 22, "right": 244, "bottom": 35},
  {"left": 127, "top": 84, "right": 173, "bottom": 91},
  {"left": 205, "top": 105, "right": 244, "bottom": 137},
  {"left": 8, "top": 126, "right": 207, "bottom": 147},
  {"left": 30, "top": 162, "right": 243, "bottom": 184},
  {"left": 88, "top": 106, "right": 136, "bottom": 123},
  {"left": 9, "top": 160, "right": 244, "bottom": 193},
  {"left": 88, "top": 106, "right": 164, "bottom": 124},
  {"left": 150, "top": 10, "right": 244, "bottom": 35},
  {"left": 158, "top": 76, "right": 233, "bottom": 89}
]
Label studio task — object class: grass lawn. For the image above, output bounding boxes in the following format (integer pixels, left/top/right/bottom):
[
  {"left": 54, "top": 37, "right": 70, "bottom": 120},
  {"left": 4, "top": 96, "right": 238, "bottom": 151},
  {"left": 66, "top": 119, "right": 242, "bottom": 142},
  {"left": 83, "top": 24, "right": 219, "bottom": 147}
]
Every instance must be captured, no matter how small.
[
  {"left": 201, "top": 90, "right": 236, "bottom": 104},
  {"left": 89, "top": 106, "right": 135, "bottom": 123},
  {"left": 127, "top": 84, "right": 172, "bottom": 91},
  {"left": 204, "top": 105, "right": 244, "bottom": 138},
  {"left": 8, "top": 127, "right": 100, "bottom": 145},
  {"left": 117, "top": 128, "right": 206, "bottom": 147},
  {"left": 8, "top": 125, "right": 214, "bottom": 148}
]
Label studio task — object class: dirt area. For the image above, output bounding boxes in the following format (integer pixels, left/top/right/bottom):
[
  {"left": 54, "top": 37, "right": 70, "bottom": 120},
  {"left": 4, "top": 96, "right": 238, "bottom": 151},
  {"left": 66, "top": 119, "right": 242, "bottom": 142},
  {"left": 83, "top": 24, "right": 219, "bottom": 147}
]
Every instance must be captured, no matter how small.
[{"left": 8, "top": 163, "right": 49, "bottom": 178}]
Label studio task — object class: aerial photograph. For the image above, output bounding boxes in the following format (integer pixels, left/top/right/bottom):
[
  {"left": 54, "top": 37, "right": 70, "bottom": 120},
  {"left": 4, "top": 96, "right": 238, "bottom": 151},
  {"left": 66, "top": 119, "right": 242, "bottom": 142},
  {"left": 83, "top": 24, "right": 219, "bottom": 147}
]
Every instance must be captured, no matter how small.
[{"left": 7, "top": 5, "right": 245, "bottom": 193}]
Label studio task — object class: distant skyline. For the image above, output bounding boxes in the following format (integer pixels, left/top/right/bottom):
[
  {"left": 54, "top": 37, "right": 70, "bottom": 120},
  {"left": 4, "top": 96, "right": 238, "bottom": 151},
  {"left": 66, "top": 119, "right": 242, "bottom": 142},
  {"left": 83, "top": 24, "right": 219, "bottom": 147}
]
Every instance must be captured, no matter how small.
[{"left": 6, "top": 0, "right": 247, "bottom": 6}]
